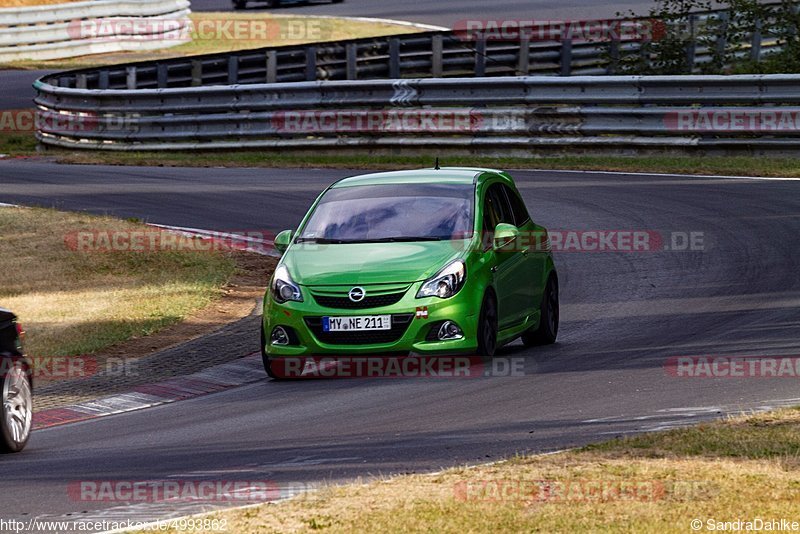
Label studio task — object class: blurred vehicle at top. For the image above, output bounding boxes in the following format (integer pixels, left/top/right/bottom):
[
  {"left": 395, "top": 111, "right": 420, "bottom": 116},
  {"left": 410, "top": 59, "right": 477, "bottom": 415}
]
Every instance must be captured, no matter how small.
[{"left": 234, "top": 0, "right": 344, "bottom": 9}]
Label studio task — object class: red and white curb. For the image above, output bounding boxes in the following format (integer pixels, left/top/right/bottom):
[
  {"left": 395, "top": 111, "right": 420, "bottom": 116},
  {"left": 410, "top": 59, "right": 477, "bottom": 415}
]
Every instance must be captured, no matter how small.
[
  {"left": 34, "top": 354, "right": 264, "bottom": 430},
  {"left": 145, "top": 223, "right": 281, "bottom": 258}
]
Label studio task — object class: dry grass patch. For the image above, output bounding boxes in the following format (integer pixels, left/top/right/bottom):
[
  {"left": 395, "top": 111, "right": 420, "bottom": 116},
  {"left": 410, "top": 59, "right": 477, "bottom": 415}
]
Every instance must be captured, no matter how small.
[
  {"left": 0, "top": 206, "right": 236, "bottom": 357},
  {"left": 8, "top": 13, "right": 422, "bottom": 69},
  {"left": 175, "top": 408, "right": 800, "bottom": 533}
]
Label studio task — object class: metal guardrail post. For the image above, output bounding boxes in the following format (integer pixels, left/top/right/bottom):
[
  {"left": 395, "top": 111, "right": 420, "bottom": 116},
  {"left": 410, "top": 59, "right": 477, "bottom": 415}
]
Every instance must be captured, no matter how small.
[
  {"left": 518, "top": 35, "right": 530, "bottom": 75},
  {"left": 609, "top": 39, "right": 620, "bottom": 75},
  {"left": 228, "top": 56, "right": 238, "bottom": 84},
  {"left": 686, "top": 15, "right": 697, "bottom": 72},
  {"left": 126, "top": 66, "right": 137, "bottom": 90},
  {"left": 76, "top": 74, "right": 87, "bottom": 89},
  {"left": 715, "top": 12, "right": 730, "bottom": 63},
  {"left": 560, "top": 39, "right": 572, "bottom": 76},
  {"left": 346, "top": 43, "right": 358, "bottom": 80},
  {"left": 191, "top": 60, "right": 202, "bottom": 87},
  {"left": 389, "top": 38, "right": 401, "bottom": 78},
  {"left": 751, "top": 17, "right": 763, "bottom": 62},
  {"left": 432, "top": 34, "right": 444, "bottom": 77},
  {"left": 266, "top": 51, "right": 278, "bottom": 83},
  {"left": 474, "top": 38, "right": 486, "bottom": 77},
  {"left": 157, "top": 64, "right": 168, "bottom": 89},
  {"left": 98, "top": 70, "right": 109, "bottom": 90},
  {"left": 305, "top": 47, "right": 317, "bottom": 81}
]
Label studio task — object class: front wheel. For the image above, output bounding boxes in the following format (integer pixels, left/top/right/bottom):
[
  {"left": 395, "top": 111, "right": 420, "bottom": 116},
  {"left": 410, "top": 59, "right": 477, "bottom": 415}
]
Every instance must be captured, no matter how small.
[
  {"left": 260, "top": 326, "right": 280, "bottom": 379},
  {"left": 522, "top": 274, "right": 559, "bottom": 346},
  {"left": 1, "top": 359, "right": 32, "bottom": 453},
  {"left": 476, "top": 291, "right": 498, "bottom": 357}
]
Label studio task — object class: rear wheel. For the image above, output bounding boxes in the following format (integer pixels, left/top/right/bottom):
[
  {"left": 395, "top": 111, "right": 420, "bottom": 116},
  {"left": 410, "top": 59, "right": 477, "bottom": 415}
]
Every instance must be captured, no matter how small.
[
  {"left": 477, "top": 291, "right": 498, "bottom": 357},
  {"left": 522, "top": 274, "right": 559, "bottom": 346},
  {"left": 1, "top": 359, "right": 32, "bottom": 453}
]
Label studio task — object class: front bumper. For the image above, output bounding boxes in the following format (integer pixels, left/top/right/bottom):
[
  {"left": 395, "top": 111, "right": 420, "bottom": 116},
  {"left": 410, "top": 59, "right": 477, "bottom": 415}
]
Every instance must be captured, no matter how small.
[{"left": 263, "top": 282, "right": 479, "bottom": 357}]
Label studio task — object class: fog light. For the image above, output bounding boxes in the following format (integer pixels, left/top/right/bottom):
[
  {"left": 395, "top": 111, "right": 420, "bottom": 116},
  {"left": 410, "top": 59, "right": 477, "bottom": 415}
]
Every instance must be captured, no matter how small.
[
  {"left": 271, "top": 326, "right": 290, "bottom": 346},
  {"left": 438, "top": 320, "right": 464, "bottom": 341}
]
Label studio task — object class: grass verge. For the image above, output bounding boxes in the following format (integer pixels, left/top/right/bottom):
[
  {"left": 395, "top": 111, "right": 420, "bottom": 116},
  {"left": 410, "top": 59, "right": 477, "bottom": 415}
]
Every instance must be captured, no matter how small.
[
  {"left": 180, "top": 408, "right": 800, "bottom": 533},
  {"left": 5, "top": 13, "right": 423, "bottom": 70},
  {"left": 30, "top": 145, "right": 800, "bottom": 178},
  {"left": 5, "top": 130, "right": 800, "bottom": 177},
  {"left": 0, "top": 206, "right": 236, "bottom": 357}
]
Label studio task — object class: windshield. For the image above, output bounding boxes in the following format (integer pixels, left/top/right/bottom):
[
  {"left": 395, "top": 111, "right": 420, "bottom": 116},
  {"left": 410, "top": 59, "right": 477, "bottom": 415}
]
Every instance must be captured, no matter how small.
[{"left": 298, "top": 183, "right": 474, "bottom": 243}]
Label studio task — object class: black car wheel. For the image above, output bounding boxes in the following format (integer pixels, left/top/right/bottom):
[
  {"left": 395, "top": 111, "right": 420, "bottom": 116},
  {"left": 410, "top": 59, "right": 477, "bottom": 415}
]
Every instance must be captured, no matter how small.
[
  {"left": 260, "top": 326, "right": 281, "bottom": 379},
  {"left": 477, "top": 291, "right": 498, "bottom": 357},
  {"left": 1, "top": 359, "right": 32, "bottom": 453},
  {"left": 522, "top": 274, "right": 559, "bottom": 346}
]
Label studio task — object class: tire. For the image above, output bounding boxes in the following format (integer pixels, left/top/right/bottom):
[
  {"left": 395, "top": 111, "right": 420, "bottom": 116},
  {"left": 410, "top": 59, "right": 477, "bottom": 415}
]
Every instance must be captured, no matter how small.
[
  {"left": 260, "top": 326, "right": 280, "bottom": 379},
  {"left": 232, "top": 0, "right": 247, "bottom": 9},
  {"left": 522, "top": 274, "right": 559, "bottom": 346},
  {"left": 266, "top": 0, "right": 280, "bottom": 7},
  {"left": 476, "top": 291, "right": 498, "bottom": 357},
  {"left": 1, "top": 359, "right": 32, "bottom": 453}
]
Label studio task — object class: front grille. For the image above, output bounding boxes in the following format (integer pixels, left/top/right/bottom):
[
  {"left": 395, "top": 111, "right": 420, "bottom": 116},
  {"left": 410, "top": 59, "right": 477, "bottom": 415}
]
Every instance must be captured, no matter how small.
[
  {"left": 312, "top": 292, "right": 405, "bottom": 309},
  {"left": 304, "top": 314, "right": 414, "bottom": 345}
]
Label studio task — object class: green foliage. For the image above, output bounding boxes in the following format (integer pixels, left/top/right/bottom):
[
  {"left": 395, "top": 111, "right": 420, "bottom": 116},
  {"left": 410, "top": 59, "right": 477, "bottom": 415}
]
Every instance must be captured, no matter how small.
[{"left": 611, "top": 0, "right": 800, "bottom": 74}]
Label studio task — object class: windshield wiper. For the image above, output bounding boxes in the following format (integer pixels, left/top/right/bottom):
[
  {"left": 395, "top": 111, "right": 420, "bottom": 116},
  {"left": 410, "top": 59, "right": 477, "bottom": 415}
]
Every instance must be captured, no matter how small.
[
  {"left": 295, "top": 237, "right": 349, "bottom": 244},
  {"left": 296, "top": 236, "right": 442, "bottom": 244},
  {"left": 348, "top": 236, "right": 443, "bottom": 243}
]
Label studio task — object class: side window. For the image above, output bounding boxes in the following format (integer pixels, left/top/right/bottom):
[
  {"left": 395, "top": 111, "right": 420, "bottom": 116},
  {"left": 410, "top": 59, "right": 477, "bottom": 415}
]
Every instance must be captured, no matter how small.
[
  {"left": 501, "top": 185, "right": 530, "bottom": 226},
  {"left": 483, "top": 183, "right": 513, "bottom": 231}
]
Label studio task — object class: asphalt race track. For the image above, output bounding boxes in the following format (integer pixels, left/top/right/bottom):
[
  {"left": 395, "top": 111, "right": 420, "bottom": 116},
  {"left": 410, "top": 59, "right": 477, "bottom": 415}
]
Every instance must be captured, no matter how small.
[
  {"left": 0, "top": 70, "right": 55, "bottom": 112},
  {"left": 2, "top": 161, "right": 800, "bottom": 529},
  {"left": 190, "top": 0, "right": 653, "bottom": 27}
]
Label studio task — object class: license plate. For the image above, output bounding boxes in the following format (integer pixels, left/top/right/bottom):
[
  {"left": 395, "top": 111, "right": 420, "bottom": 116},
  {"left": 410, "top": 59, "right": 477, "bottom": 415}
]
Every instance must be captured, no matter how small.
[{"left": 323, "top": 315, "right": 392, "bottom": 332}]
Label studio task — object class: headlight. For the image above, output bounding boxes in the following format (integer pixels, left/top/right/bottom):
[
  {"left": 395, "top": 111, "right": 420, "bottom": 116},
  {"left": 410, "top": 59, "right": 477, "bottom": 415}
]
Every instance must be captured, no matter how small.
[
  {"left": 416, "top": 260, "right": 466, "bottom": 299},
  {"left": 272, "top": 264, "right": 303, "bottom": 303}
]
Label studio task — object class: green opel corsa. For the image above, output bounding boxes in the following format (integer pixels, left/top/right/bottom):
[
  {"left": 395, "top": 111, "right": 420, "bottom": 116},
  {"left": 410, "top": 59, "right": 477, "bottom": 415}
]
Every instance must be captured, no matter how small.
[{"left": 261, "top": 167, "right": 559, "bottom": 378}]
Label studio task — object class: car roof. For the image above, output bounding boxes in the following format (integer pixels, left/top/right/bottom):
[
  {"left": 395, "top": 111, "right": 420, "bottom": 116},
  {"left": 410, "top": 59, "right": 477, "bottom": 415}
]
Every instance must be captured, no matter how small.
[{"left": 330, "top": 167, "right": 509, "bottom": 188}]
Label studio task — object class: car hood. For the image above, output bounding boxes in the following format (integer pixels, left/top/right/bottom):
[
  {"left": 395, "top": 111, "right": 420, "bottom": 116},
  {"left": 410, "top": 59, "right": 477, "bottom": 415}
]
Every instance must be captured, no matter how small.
[{"left": 284, "top": 241, "right": 466, "bottom": 286}]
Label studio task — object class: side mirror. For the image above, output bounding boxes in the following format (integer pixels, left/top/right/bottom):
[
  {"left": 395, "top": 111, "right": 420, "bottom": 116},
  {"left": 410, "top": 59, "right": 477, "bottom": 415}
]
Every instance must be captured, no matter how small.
[
  {"left": 274, "top": 230, "right": 293, "bottom": 254},
  {"left": 493, "top": 223, "right": 519, "bottom": 252}
]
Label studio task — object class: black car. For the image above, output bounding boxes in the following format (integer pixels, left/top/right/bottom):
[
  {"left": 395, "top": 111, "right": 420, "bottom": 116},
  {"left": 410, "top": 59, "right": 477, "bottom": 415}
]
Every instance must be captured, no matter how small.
[
  {"left": 0, "top": 308, "right": 31, "bottom": 453},
  {"left": 233, "top": 0, "right": 343, "bottom": 9}
]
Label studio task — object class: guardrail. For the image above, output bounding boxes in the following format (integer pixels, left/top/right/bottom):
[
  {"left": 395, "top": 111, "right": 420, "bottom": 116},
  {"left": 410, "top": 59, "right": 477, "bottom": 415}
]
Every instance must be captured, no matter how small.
[
  {"left": 34, "top": 2, "right": 794, "bottom": 90},
  {"left": 31, "top": 2, "right": 800, "bottom": 154},
  {"left": 33, "top": 75, "right": 800, "bottom": 152},
  {"left": 0, "top": 0, "right": 190, "bottom": 62}
]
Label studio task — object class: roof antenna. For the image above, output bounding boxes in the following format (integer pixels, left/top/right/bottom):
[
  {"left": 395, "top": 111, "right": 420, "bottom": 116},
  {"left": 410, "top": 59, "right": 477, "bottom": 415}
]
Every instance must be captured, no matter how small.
[{"left": 434, "top": 157, "right": 441, "bottom": 170}]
